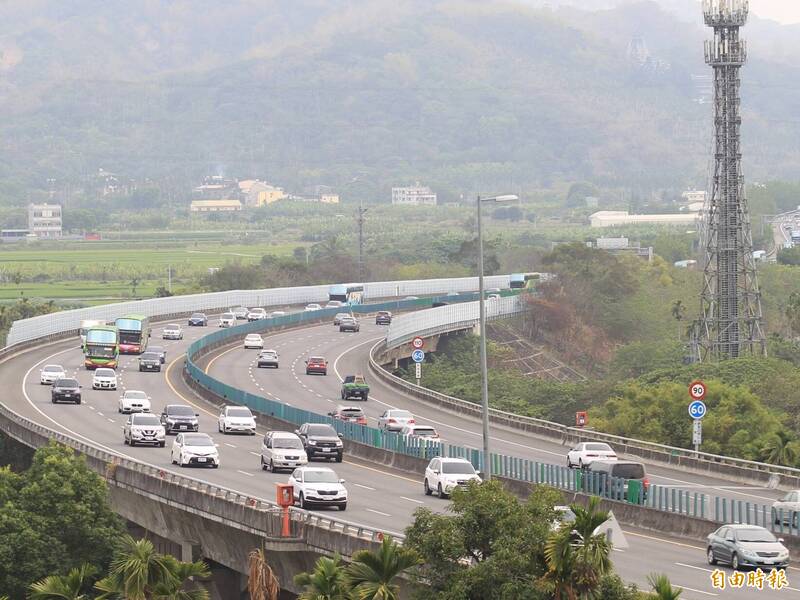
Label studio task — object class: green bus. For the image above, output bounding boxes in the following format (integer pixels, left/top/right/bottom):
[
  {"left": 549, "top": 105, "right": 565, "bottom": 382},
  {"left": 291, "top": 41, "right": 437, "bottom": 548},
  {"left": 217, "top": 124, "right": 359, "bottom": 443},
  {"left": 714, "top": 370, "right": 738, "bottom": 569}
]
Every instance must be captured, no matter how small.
[
  {"left": 84, "top": 325, "right": 119, "bottom": 369},
  {"left": 115, "top": 314, "right": 150, "bottom": 354}
]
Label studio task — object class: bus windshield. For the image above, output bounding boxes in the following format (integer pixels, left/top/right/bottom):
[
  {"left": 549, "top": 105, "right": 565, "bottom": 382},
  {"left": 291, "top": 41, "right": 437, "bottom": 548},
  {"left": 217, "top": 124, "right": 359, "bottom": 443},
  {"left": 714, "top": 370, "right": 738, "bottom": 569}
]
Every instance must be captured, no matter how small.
[
  {"left": 86, "top": 329, "right": 117, "bottom": 345},
  {"left": 115, "top": 318, "right": 143, "bottom": 331}
]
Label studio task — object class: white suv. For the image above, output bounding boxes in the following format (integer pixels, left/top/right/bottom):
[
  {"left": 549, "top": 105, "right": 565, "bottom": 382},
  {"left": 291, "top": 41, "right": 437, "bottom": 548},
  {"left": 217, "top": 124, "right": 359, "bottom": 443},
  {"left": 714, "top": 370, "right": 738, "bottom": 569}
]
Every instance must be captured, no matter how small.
[
  {"left": 288, "top": 466, "right": 348, "bottom": 510},
  {"left": 118, "top": 390, "right": 151, "bottom": 414},
  {"left": 218, "top": 405, "right": 257, "bottom": 435},
  {"left": 247, "top": 308, "right": 267, "bottom": 321},
  {"left": 219, "top": 313, "right": 236, "bottom": 327},
  {"left": 123, "top": 413, "right": 165, "bottom": 447},
  {"left": 40, "top": 364, "right": 66, "bottom": 385},
  {"left": 162, "top": 324, "right": 183, "bottom": 340},
  {"left": 92, "top": 368, "right": 117, "bottom": 390},
  {"left": 424, "top": 457, "right": 481, "bottom": 499},
  {"left": 261, "top": 431, "right": 308, "bottom": 472}
]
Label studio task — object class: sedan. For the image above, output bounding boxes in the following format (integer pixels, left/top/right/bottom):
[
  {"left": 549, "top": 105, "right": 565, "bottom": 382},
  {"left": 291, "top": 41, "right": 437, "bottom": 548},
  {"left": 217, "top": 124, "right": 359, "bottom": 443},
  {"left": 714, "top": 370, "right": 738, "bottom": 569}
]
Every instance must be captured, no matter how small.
[
  {"left": 187, "top": 313, "right": 208, "bottom": 327},
  {"left": 305, "top": 303, "right": 322, "bottom": 311},
  {"left": 566, "top": 442, "right": 617, "bottom": 469},
  {"left": 328, "top": 405, "right": 367, "bottom": 426},
  {"left": 377, "top": 409, "right": 414, "bottom": 431},
  {"left": 51, "top": 378, "right": 82, "bottom": 404},
  {"left": 243, "top": 334, "right": 264, "bottom": 349},
  {"left": 148, "top": 345, "right": 167, "bottom": 364},
  {"left": 400, "top": 424, "right": 440, "bottom": 440},
  {"left": 40, "top": 364, "right": 67, "bottom": 385},
  {"left": 772, "top": 490, "right": 800, "bottom": 527},
  {"left": 92, "top": 368, "right": 117, "bottom": 390},
  {"left": 257, "top": 350, "right": 279, "bottom": 368},
  {"left": 230, "top": 306, "right": 249, "bottom": 320},
  {"left": 162, "top": 324, "right": 183, "bottom": 340},
  {"left": 338, "top": 317, "right": 360, "bottom": 333},
  {"left": 268, "top": 311, "right": 286, "bottom": 319},
  {"left": 171, "top": 433, "right": 219, "bottom": 468},
  {"left": 333, "top": 312, "right": 350, "bottom": 326},
  {"left": 218, "top": 405, "right": 257, "bottom": 435},
  {"left": 326, "top": 300, "right": 344, "bottom": 309},
  {"left": 288, "top": 466, "right": 347, "bottom": 510},
  {"left": 118, "top": 389, "right": 151, "bottom": 414},
  {"left": 123, "top": 413, "right": 165, "bottom": 447},
  {"left": 138, "top": 352, "right": 162, "bottom": 372},
  {"left": 707, "top": 524, "right": 790, "bottom": 570},
  {"left": 247, "top": 308, "right": 267, "bottom": 321}
]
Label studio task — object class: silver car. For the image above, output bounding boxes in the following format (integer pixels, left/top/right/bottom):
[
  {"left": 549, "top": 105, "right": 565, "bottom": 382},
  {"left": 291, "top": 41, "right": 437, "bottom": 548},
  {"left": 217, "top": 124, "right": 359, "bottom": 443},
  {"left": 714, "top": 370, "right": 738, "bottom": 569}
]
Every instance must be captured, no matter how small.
[
  {"left": 707, "top": 524, "right": 790, "bottom": 570},
  {"left": 772, "top": 490, "right": 800, "bottom": 527},
  {"left": 377, "top": 409, "right": 414, "bottom": 431}
]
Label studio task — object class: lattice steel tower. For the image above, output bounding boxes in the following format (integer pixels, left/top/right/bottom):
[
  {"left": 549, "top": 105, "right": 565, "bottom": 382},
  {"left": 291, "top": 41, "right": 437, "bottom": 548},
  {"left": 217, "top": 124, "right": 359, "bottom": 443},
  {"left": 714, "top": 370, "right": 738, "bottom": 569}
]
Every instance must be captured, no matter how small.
[{"left": 694, "top": 0, "right": 765, "bottom": 361}]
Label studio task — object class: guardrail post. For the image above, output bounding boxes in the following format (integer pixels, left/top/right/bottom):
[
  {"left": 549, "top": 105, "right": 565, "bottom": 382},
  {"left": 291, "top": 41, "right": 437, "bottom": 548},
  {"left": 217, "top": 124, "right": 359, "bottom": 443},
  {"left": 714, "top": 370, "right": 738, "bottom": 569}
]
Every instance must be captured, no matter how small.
[{"left": 669, "top": 488, "right": 675, "bottom": 513}]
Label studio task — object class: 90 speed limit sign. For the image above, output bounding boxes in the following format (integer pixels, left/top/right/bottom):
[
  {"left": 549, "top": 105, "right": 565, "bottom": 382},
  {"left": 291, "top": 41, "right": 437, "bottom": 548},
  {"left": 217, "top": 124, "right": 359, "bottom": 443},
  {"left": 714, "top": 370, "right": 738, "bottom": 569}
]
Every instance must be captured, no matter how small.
[{"left": 689, "top": 380, "right": 706, "bottom": 401}]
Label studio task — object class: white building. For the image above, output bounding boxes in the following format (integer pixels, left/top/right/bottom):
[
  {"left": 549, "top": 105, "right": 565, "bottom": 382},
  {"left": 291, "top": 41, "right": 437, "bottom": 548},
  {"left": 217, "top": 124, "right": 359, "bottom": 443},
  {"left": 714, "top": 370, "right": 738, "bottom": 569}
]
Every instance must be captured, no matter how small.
[
  {"left": 391, "top": 184, "right": 437, "bottom": 206},
  {"left": 589, "top": 211, "right": 699, "bottom": 228},
  {"left": 27, "top": 203, "right": 62, "bottom": 238}
]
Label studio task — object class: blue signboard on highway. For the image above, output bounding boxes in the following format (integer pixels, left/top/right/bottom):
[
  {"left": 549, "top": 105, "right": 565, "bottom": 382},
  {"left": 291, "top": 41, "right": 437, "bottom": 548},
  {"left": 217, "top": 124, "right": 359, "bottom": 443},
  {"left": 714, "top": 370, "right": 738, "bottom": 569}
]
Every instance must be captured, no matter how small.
[
  {"left": 688, "top": 400, "right": 707, "bottom": 420},
  {"left": 411, "top": 349, "right": 425, "bottom": 363}
]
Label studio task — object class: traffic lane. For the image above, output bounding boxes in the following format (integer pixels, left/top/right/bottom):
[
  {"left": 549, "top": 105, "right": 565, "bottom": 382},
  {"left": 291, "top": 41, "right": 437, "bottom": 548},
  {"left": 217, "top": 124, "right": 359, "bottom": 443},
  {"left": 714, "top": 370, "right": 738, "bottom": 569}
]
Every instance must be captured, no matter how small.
[
  {"left": 614, "top": 526, "right": 800, "bottom": 598},
  {"left": 22, "top": 346, "right": 449, "bottom": 535}
]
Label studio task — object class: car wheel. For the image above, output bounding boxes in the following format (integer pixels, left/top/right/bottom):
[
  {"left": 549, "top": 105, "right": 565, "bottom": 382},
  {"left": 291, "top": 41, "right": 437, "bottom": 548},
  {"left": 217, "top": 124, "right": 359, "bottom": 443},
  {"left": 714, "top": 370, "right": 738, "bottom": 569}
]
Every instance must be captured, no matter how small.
[
  {"left": 130, "top": 439, "right": 136, "bottom": 447},
  {"left": 261, "top": 456, "right": 268, "bottom": 471},
  {"left": 159, "top": 442, "right": 165, "bottom": 448},
  {"left": 773, "top": 508, "right": 779, "bottom": 525},
  {"left": 171, "top": 456, "right": 177, "bottom": 465},
  {"left": 217, "top": 422, "right": 222, "bottom": 432},
  {"left": 731, "top": 553, "right": 740, "bottom": 571},
  {"left": 338, "top": 504, "right": 347, "bottom": 511},
  {"left": 438, "top": 483, "right": 449, "bottom": 499},
  {"left": 300, "top": 493, "right": 308, "bottom": 509},
  {"left": 335, "top": 453, "right": 343, "bottom": 463},
  {"left": 707, "top": 547, "right": 717, "bottom": 565},
  {"left": 75, "top": 399, "right": 81, "bottom": 405},
  {"left": 567, "top": 458, "right": 572, "bottom": 468},
  {"left": 424, "top": 479, "right": 432, "bottom": 496},
  {"left": 123, "top": 436, "right": 129, "bottom": 445},
  {"left": 268, "top": 459, "right": 275, "bottom": 472},
  {"left": 212, "top": 464, "right": 219, "bottom": 469},
  {"left": 222, "top": 424, "right": 227, "bottom": 434},
  {"left": 578, "top": 459, "right": 584, "bottom": 469}
]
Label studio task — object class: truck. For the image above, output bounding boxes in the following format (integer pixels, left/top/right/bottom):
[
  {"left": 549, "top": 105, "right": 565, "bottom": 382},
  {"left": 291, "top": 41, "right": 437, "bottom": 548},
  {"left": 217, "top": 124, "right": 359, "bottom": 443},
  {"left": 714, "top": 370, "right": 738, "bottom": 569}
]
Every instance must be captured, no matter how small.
[{"left": 341, "top": 375, "right": 369, "bottom": 401}]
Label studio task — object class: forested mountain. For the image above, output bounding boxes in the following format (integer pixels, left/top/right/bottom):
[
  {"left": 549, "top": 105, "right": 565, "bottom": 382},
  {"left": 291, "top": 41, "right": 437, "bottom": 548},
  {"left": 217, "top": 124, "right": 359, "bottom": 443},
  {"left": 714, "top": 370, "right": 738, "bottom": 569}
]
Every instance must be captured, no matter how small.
[{"left": 0, "top": 0, "right": 798, "bottom": 204}]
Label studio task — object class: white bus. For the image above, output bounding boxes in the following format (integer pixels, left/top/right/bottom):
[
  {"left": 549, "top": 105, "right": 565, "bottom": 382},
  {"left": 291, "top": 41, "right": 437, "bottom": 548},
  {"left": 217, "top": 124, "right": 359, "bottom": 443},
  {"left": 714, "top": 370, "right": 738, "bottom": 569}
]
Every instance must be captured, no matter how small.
[{"left": 79, "top": 319, "right": 104, "bottom": 346}]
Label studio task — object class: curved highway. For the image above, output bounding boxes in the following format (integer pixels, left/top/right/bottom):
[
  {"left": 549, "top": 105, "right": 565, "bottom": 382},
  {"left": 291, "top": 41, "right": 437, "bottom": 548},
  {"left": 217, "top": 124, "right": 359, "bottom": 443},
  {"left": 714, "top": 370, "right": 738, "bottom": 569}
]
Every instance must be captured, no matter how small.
[{"left": 3, "top": 312, "right": 799, "bottom": 598}]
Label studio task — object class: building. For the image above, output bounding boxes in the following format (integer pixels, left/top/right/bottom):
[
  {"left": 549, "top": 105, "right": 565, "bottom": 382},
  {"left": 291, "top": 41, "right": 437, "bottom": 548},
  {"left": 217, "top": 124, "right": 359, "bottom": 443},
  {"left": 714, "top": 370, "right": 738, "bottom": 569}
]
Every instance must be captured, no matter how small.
[
  {"left": 592, "top": 237, "right": 653, "bottom": 261},
  {"left": 27, "top": 203, "right": 62, "bottom": 238},
  {"left": 319, "top": 194, "right": 340, "bottom": 204},
  {"left": 189, "top": 200, "right": 243, "bottom": 213},
  {"left": 239, "top": 180, "right": 287, "bottom": 207},
  {"left": 681, "top": 189, "right": 707, "bottom": 213},
  {"left": 391, "top": 184, "right": 437, "bottom": 206},
  {"left": 589, "top": 211, "right": 699, "bottom": 228}
]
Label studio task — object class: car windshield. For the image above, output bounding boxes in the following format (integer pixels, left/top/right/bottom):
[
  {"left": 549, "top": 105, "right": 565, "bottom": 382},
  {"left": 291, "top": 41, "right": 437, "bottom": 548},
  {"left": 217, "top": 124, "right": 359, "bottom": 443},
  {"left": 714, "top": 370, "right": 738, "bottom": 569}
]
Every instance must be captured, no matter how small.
[
  {"left": 261, "top": 351, "right": 277, "bottom": 357},
  {"left": 611, "top": 463, "right": 645, "bottom": 479},
  {"left": 442, "top": 462, "right": 475, "bottom": 474},
  {"left": 133, "top": 415, "right": 160, "bottom": 426},
  {"left": 125, "top": 391, "right": 148, "bottom": 400},
  {"left": 191, "top": 314, "right": 204, "bottom": 319},
  {"left": 303, "top": 470, "right": 338, "bottom": 483},
  {"left": 227, "top": 408, "right": 252, "bottom": 418},
  {"left": 43, "top": 365, "right": 63, "bottom": 372},
  {"left": 586, "top": 443, "right": 613, "bottom": 451},
  {"left": 341, "top": 409, "right": 364, "bottom": 417},
  {"left": 183, "top": 435, "right": 213, "bottom": 446},
  {"left": 222, "top": 313, "right": 234, "bottom": 319},
  {"left": 57, "top": 379, "right": 79, "bottom": 387},
  {"left": 166, "top": 324, "right": 179, "bottom": 329},
  {"left": 413, "top": 427, "right": 437, "bottom": 436},
  {"left": 307, "top": 425, "right": 337, "bottom": 437},
  {"left": 391, "top": 410, "right": 412, "bottom": 418},
  {"left": 168, "top": 406, "right": 194, "bottom": 416},
  {"left": 309, "top": 357, "right": 325, "bottom": 362},
  {"left": 96, "top": 369, "right": 115, "bottom": 377},
  {"left": 736, "top": 529, "right": 776, "bottom": 543},
  {"left": 246, "top": 335, "right": 261, "bottom": 340},
  {"left": 378, "top": 312, "right": 390, "bottom": 316},
  {"left": 141, "top": 353, "right": 159, "bottom": 360},
  {"left": 336, "top": 313, "right": 349, "bottom": 319},
  {"left": 273, "top": 437, "right": 302, "bottom": 449}
]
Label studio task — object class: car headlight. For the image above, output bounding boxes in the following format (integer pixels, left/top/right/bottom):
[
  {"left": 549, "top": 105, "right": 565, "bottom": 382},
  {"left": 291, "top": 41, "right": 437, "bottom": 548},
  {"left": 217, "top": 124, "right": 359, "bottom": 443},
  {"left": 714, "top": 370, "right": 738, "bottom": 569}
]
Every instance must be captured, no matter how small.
[
  {"left": 308, "top": 440, "right": 317, "bottom": 445},
  {"left": 741, "top": 549, "right": 758, "bottom": 558},
  {"left": 779, "top": 550, "right": 789, "bottom": 558},
  {"left": 336, "top": 441, "right": 343, "bottom": 447}
]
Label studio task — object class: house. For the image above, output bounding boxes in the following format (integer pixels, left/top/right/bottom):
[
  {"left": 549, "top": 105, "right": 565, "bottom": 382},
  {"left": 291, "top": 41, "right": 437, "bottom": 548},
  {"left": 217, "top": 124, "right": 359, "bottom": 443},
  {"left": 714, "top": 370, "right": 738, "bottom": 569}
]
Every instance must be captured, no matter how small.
[
  {"left": 239, "top": 180, "right": 286, "bottom": 207},
  {"left": 391, "top": 184, "right": 437, "bottom": 206},
  {"left": 28, "top": 203, "right": 62, "bottom": 238},
  {"left": 190, "top": 200, "right": 243, "bottom": 213}
]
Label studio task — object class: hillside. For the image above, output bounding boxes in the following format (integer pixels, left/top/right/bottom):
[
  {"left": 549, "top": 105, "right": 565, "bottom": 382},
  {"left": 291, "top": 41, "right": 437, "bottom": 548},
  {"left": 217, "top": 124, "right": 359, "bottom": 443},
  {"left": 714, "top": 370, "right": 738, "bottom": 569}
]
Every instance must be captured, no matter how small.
[{"left": 1, "top": 0, "right": 799, "bottom": 203}]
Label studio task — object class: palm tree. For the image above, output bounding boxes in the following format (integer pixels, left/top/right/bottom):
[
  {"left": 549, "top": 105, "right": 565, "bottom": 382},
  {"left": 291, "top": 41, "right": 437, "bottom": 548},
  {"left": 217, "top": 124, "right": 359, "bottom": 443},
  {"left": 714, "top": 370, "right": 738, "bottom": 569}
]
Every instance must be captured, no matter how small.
[
  {"left": 345, "top": 537, "right": 419, "bottom": 600},
  {"left": 248, "top": 548, "right": 280, "bottom": 600},
  {"left": 541, "top": 496, "right": 612, "bottom": 599},
  {"left": 647, "top": 573, "right": 682, "bottom": 599},
  {"left": 761, "top": 430, "right": 799, "bottom": 466},
  {"left": 94, "top": 535, "right": 209, "bottom": 600},
  {"left": 293, "top": 554, "right": 350, "bottom": 600},
  {"left": 29, "top": 564, "right": 97, "bottom": 600}
]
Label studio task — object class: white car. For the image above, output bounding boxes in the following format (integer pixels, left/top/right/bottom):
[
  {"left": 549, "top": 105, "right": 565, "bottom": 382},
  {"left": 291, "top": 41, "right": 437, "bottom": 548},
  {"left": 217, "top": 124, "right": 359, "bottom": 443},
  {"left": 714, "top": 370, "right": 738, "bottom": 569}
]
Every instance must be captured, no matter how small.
[
  {"left": 377, "top": 409, "right": 415, "bottom": 432},
  {"left": 487, "top": 293, "right": 501, "bottom": 301},
  {"left": 261, "top": 431, "right": 308, "bottom": 472},
  {"left": 288, "top": 466, "right": 348, "bottom": 510},
  {"left": 247, "top": 308, "right": 267, "bottom": 321},
  {"left": 123, "top": 413, "right": 165, "bottom": 447},
  {"left": 305, "top": 303, "right": 322, "bottom": 311},
  {"left": 219, "top": 313, "right": 236, "bottom": 327},
  {"left": 326, "top": 300, "right": 344, "bottom": 308},
  {"left": 243, "top": 333, "right": 264, "bottom": 349},
  {"left": 566, "top": 442, "right": 618, "bottom": 469},
  {"left": 40, "top": 364, "right": 67, "bottom": 385},
  {"left": 772, "top": 490, "right": 800, "bottom": 526},
  {"left": 218, "top": 405, "right": 257, "bottom": 435},
  {"left": 400, "top": 424, "right": 439, "bottom": 440},
  {"left": 162, "top": 324, "right": 183, "bottom": 340},
  {"left": 171, "top": 432, "right": 219, "bottom": 468},
  {"left": 92, "top": 368, "right": 117, "bottom": 390},
  {"left": 268, "top": 310, "right": 286, "bottom": 319},
  {"left": 424, "top": 457, "right": 481, "bottom": 499},
  {"left": 118, "top": 390, "right": 151, "bottom": 414}
]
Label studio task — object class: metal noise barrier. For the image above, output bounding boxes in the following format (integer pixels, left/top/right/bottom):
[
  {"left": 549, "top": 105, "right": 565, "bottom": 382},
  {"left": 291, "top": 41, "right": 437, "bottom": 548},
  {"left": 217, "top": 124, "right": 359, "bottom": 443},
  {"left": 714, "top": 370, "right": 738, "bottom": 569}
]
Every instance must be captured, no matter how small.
[{"left": 186, "top": 303, "right": 800, "bottom": 538}]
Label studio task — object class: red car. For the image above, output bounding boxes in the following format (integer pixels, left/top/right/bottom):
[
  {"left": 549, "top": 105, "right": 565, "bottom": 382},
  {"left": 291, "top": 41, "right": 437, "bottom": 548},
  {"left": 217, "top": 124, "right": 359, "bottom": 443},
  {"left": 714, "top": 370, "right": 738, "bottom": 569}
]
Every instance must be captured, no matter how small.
[
  {"left": 329, "top": 405, "right": 368, "bottom": 426},
  {"left": 305, "top": 356, "right": 328, "bottom": 376}
]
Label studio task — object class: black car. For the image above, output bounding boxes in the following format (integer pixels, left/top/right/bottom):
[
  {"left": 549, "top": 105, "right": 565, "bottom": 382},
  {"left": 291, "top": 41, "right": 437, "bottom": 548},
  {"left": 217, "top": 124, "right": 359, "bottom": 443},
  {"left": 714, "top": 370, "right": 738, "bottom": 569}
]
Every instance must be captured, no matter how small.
[
  {"left": 138, "top": 352, "right": 162, "bottom": 372},
  {"left": 295, "top": 423, "right": 344, "bottom": 462},
  {"left": 160, "top": 404, "right": 200, "bottom": 434},
  {"left": 51, "top": 378, "right": 82, "bottom": 404},
  {"left": 188, "top": 313, "right": 208, "bottom": 326},
  {"left": 375, "top": 311, "right": 392, "bottom": 325},
  {"left": 148, "top": 345, "right": 167, "bottom": 364}
]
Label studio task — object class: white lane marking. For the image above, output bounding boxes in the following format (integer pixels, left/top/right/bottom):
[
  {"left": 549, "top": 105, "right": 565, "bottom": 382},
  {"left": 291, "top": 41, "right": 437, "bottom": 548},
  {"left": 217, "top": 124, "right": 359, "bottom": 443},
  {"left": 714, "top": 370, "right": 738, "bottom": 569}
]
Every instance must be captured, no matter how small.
[
  {"left": 354, "top": 483, "right": 376, "bottom": 490},
  {"left": 107, "top": 418, "right": 115, "bottom": 423},
  {"left": 236, "top": 470, "right": 255, "bottom": 477},
  {"left": 366, "top": 508, "right": 391, "bottom": 517},
  {"left": 225, "top": 443, "right": 237, "bottom": 448},
  {"left": 97, "top": 412, "right": 105, "bottom": 416},
  {"left": 401, "top": 496, "right": 424, "bottom": 504},
  {"left": 89, "top": 406, "right": 95, "bottom": 410},
  {"left": 249, "top": 451, "right": 261, "bottom": 457}
]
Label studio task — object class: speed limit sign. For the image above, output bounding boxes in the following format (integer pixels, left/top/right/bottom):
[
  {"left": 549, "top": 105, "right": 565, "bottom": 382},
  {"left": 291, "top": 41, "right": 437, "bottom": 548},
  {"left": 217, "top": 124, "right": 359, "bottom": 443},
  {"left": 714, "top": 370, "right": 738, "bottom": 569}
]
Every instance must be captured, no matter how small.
[
  {"left": 689, "top": 380, "right": 706, "bottom": 401},
  {"left": 412, "top": 336, "right": 424, "bottom": 349}
]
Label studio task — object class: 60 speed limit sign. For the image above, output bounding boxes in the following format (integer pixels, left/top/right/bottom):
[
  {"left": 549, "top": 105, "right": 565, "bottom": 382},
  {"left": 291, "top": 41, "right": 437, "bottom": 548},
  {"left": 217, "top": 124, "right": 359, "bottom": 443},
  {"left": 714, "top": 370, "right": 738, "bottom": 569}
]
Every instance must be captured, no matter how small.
[{"left": 689, "top": 380, "right": 706, "bottom": 401}]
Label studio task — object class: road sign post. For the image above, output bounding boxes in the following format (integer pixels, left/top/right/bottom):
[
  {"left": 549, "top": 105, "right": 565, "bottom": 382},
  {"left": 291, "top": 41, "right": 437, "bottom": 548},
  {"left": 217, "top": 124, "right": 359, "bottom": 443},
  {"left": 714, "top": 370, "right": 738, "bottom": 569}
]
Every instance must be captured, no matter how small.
[
  {"left": 693, "top": 419, "right": 702, "bottom": 448},
  {"left": 688, "top": 383, "right": 707, "bottom": 455},
  {"left": 415, "top": 362, "right": 421, "bottom": 385},
  {"left": 412, "top": 349, "right": 425, "bottom": 386}
]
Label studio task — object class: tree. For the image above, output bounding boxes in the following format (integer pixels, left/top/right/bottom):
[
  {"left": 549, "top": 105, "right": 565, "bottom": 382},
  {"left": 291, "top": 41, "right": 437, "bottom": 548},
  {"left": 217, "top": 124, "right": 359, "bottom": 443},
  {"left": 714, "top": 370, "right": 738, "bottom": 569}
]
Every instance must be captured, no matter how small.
[
  {"left": 248, "top": 548, "right": 280, "bottom": 600},
  {"left": 94, "top": 535, "right": 210, "bottom": 600},
  {"left": 671, "top": 300, "right": 686, "bottom": 340},
  {"left": 294, "top": 554, "right": 350, "bottom": 600},
  {"left": 29, "top": 564, "right": 97, "bottom": 600},
  {"left": 155, "top": 286, "right": 173, "bottom": 297},
  {"left": 760, "top": 430, "right": 799, "bottom": 467},
  {"left": 129, "top": 277, "right": 140, "bottom": 297},
  {"left": 785, "top": 292, "right": 800, "bottom": 338},
  {"left": 345, "top": 537, "right": 419, "bottom": 600},
  {"left": 540, "top": 497, "right": 612, "bottom": 599},
  {"left": 647, "top": 573, "right": 682, "bottom": 599}
]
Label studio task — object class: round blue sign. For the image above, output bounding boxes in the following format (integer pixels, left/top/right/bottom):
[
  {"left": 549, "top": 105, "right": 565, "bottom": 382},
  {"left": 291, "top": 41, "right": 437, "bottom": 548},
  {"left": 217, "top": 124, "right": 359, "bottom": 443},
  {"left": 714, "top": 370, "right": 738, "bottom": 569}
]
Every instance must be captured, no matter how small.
[
  {"left": 411, "top": 349, "right": 425, "bottom": 363},
  {"left": 688, "top": 400, "right": 707, "bottom": 420}
]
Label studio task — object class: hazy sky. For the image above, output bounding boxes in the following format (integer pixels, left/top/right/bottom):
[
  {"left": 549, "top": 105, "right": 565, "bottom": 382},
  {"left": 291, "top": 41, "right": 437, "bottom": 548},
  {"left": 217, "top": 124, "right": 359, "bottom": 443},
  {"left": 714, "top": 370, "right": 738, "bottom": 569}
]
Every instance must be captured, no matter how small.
[{"left": 752, "top": 0, "right": 800, "bottom": 24}]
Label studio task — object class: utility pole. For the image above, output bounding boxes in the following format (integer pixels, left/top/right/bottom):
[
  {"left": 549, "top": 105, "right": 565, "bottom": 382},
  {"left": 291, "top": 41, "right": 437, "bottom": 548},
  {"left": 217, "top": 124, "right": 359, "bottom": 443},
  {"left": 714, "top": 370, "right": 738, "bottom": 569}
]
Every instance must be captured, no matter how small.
[{"left": 357, "top": 199, "right": 368, "bottom": 282}]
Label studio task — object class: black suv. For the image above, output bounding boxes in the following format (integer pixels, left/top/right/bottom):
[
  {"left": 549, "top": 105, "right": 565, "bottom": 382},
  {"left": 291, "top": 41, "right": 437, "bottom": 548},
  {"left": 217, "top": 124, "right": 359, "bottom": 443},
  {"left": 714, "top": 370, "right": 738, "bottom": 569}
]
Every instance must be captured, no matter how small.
[
  {"left": 51, "top": 378, "right": 82, "bottom": 404},
  {"left": 160, "top": 404, "right": 200, "bottom": 433},
  {"left": 375, "top": 311, "right": 392, "bottom": 325},
  {"left": 138, "top": 352, "right": 162, "bottom": 372},
  {"left": 295, "top": 423, "right": 344, "bottom": 462},
  {"left": 188, "top": 313, "right": 207, "bottom": 326}
]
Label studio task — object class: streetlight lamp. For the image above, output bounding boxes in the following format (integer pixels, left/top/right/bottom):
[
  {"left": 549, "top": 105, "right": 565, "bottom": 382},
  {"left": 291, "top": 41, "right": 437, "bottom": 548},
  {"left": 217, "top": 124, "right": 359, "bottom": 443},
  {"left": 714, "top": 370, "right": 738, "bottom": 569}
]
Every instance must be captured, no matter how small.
[{"left": 476, "top": 194, "right": 518, "bottom": 480}]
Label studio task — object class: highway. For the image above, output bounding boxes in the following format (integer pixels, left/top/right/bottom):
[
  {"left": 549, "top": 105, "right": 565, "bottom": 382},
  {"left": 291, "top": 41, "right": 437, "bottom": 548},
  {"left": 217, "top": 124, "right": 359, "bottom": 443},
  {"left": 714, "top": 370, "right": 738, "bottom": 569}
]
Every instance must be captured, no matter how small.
[{"left": 3, "top": 312, "right": 799, "bottom": 598}]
